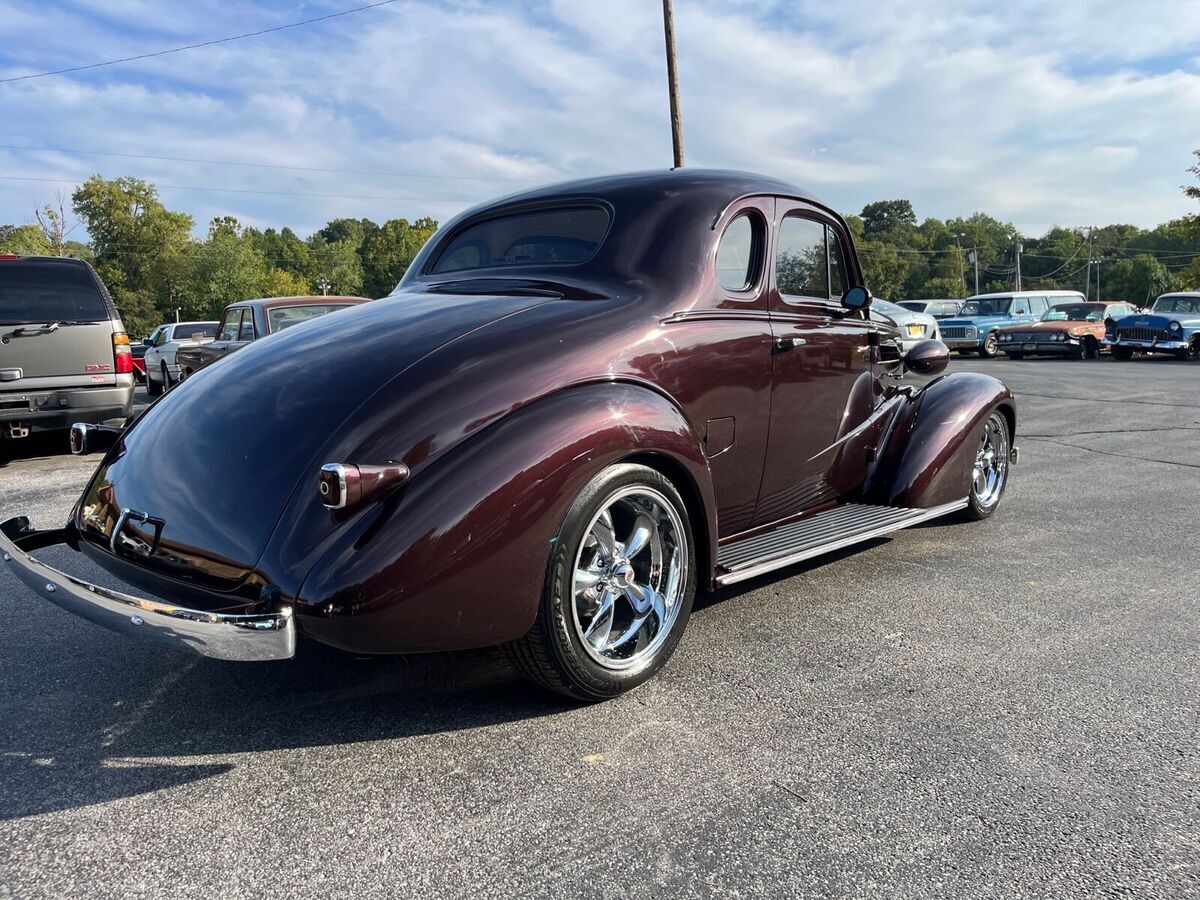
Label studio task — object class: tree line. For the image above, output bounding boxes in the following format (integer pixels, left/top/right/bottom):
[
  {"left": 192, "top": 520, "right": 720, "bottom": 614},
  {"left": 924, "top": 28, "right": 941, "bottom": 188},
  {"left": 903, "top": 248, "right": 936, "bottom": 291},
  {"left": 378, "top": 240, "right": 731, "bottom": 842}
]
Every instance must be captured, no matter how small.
[
  {"left": 0, "top": 175, "right": 437, "bottom": 336},
  {"left": 2, "top": 166, "right": 1198, "bottom": 337}
]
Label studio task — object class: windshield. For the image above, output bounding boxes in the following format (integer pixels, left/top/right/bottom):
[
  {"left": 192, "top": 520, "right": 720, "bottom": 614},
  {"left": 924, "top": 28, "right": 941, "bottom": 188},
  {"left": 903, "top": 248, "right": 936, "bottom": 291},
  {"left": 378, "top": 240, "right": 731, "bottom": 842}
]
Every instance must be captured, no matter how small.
[
  {"left": 1043, "top": 304, "right": 1105, "bottom": 322},
  {"left": 267, "top": 304, "right": 353, "bottom": 332},
  {"left": 959, "top": 297, "right": 1013, "bottom": 316},
  {"left": 1153, "top": 295, "right": 1200, "bottom": 314},
  {"left": 897, "top": 301, "right": 926, "bottom": 313},
  {"left": 872, "top": 299, "right": 908, "bottom": 317},
  {"left": 430, "top": 206, "right": 610, "bottom": 275},
  {"left": 0, "top": 261, "right": 109, "bottom": 323}
]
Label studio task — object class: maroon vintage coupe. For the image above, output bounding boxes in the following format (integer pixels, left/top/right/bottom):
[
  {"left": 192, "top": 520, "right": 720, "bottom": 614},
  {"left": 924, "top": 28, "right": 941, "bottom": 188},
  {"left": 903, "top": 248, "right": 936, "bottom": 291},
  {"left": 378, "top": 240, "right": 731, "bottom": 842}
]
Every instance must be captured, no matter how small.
[{"left": 2, "top": 170, "right": 1017, "bottom": 700}]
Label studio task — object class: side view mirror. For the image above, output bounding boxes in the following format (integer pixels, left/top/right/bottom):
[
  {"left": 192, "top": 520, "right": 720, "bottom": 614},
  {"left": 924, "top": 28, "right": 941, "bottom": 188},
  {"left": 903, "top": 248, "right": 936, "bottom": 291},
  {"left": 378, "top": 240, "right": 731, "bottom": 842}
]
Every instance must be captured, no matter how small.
[
  {"left": 842, "top": 286, "right": 872, "bottom": 311},
  {"left": 142, "top": 338, "right": 153, "bottom": 346},
  {"left": 904, "top": 339, "right": 949, "bottom": 376}
]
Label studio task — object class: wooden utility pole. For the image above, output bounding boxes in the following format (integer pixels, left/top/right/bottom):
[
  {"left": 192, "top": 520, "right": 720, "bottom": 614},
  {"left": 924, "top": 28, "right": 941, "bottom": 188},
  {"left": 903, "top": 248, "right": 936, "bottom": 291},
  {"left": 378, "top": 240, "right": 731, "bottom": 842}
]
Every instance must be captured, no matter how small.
[{"left": 662, "top": 0, "right": 685, "bottom": 168}]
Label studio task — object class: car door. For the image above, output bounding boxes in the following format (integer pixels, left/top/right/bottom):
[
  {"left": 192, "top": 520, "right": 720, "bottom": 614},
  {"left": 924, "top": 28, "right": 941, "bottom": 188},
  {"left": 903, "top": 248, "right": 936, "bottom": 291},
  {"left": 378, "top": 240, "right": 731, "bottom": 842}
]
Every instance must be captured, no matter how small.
[
  {"left": 655, "top": 199, "right": 775, "bottom": 536},
  {"left": 203, "top": 308, "right": 245, "bottom": 366},
  {"left": 753, "top": 204, "right": 875, "bottom": 526},
  {"left": 142, "top": 326, "right": 165, "bottom": 372}
]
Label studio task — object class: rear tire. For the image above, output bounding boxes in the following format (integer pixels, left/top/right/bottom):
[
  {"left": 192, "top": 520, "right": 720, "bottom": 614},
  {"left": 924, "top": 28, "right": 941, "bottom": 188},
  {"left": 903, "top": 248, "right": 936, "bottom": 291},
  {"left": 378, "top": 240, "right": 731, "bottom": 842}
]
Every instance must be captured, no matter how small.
[
  {"left": 146, "top": 371, "right": 163, "bottom": 397},
  {"left": 960, "top": 411, "right": 1011, "bottom": 522},
  {"left": 504, "top": 463, "right": 697, "bottom": 701}
]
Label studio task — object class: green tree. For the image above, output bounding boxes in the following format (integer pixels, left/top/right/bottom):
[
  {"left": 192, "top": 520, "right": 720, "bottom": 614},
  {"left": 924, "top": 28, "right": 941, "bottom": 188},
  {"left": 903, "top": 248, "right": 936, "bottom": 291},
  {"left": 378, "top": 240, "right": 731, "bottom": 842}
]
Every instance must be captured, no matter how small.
[
  {"left": 918, "top": 276, "right": 968, "bottom": 299},
  {"left": 71, "top": 176, "right": 193, "bottom": 335},
  {"left": 857, "top": 242, "right": 911, "bottom": 299},
  {"left": 0, "top": 224, "right": 52, "bottom": 255},
  {"left": 309, "top": 236, "right": 364, "bottom": 295},
  {"left": 1102, "top": 255, "right": 1175, "bottom": 307},
  {"left": 360, "top": 217, "right": 438, "bottom": 297},
  {"left": 860, "top": 200, "right": 916, "bottom": 243},
  {"left": 182, "top": 217, "right": 268, "bottom": 318},
  {"left": 247, "top": 226, "right": 316, "bottom": 285}
]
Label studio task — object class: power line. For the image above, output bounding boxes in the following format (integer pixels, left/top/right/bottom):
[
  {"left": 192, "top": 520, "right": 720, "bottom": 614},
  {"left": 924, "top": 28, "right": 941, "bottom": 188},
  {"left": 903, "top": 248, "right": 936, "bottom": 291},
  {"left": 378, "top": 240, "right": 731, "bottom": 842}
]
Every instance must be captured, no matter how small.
[
  {"left": 0, "top": 0, "right": 401, "bottom": 84},
  {"left": 0, "top": 145, "right": 543, "bottom": 183}
]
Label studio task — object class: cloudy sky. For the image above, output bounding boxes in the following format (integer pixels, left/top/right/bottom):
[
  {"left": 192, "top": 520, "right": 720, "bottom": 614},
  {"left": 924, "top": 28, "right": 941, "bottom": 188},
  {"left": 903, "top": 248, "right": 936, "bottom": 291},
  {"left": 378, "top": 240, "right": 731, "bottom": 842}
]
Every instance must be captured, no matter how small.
[{"left": 2, "top": 0, "right": 1200, "bottom": 239}]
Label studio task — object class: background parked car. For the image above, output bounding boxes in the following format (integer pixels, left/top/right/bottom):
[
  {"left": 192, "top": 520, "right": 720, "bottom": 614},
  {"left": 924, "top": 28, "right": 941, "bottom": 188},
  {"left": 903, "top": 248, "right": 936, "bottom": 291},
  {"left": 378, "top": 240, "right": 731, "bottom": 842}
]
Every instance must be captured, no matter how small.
[
  {"left": 939, "top": 290, "right": 1086, "bottom": 357},
  {"left": 872, "top": 298, "right": 941, "bottom": 355},
  {"left": 1104, "top": 292, "right": 1200, "bottom": 361},
  {"left": 0, "top": 255, "right": 134, "bottom": 444},
  {"left": 142, "top": 321, "right": 219, "bottom": 396},
  {"left": 175, "top": 296, "right": 369, "bottom": 380},
  {"left": 130, "top": 339, "right": 149, "bottom": 383},
  {"left": 897, "top": 299, "right": 962, "bottom": 319},
  {"left": 995, "top": 301, "right": 1136, "bottom": 359}
]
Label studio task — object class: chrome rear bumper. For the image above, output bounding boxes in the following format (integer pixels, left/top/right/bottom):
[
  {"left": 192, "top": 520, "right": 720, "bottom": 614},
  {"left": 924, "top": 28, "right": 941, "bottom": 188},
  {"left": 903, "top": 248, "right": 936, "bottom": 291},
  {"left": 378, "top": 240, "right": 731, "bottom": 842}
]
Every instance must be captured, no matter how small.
[{"left": 0, "top": 517, "right": 295, "bottom": 662}]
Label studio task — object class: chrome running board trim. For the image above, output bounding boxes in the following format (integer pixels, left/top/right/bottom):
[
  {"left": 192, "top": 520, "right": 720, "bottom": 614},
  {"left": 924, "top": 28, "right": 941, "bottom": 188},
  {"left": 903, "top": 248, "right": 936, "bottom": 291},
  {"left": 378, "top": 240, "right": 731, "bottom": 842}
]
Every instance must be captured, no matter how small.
[{"left": 715, "top": 499, "right": 968, "bottom": 586}]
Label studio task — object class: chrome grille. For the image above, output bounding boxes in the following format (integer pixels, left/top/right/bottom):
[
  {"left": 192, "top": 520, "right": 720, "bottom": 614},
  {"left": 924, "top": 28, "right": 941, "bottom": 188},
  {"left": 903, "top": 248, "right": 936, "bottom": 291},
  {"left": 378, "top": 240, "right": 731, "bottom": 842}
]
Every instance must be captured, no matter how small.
[
  {"left": 1007, "top": 333, "right": 1033, "bottom": 342},
  {"left": 1117, "top": 326, "right": 1167, "bottom": 343},
  {"left": 942, "top": 326, "right": 976, "bottom": 340}
]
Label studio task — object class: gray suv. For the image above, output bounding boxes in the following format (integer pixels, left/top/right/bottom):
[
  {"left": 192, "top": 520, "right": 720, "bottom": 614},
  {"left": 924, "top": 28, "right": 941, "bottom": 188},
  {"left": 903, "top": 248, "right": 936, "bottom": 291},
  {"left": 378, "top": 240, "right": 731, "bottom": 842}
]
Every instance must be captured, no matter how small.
[{"left": 0, "top": 255, "right": 135, "bottom": 442}]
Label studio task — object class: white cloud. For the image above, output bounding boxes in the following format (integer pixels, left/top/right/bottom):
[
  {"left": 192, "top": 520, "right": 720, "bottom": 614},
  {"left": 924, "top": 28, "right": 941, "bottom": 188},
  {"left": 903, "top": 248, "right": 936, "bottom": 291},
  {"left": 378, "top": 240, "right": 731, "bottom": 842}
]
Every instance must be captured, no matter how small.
[{"left": 1, "top": 0, "right": 1199, "bottom": 239}]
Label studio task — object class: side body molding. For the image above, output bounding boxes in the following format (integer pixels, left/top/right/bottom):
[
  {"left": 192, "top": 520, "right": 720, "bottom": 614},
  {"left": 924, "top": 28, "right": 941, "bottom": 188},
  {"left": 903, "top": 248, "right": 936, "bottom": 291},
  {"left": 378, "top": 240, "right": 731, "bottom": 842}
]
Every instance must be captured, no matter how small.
[
  {"left": 294, "top": 382, "right": 716, "bottom": 654},
  {"left": 864, "top": 372, "right": 1016, "bottom": 510}
]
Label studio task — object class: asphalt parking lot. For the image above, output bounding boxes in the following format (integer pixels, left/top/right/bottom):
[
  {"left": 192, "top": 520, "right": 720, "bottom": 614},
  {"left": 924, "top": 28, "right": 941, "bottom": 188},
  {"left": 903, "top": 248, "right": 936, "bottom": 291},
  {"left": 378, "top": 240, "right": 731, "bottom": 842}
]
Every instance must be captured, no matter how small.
[{"left": 1, "top": 358, "right": 1198, "bottom": 899}]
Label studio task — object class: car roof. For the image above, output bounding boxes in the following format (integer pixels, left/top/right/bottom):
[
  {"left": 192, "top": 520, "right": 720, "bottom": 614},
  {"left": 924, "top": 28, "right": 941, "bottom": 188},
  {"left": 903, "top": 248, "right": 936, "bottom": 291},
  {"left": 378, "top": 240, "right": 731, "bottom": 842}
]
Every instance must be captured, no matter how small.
[
  {"left": 461, "top": 169, "right": 825, "bottom": 215},
  {"left": 1158, "top": 292, "right": 1200, "bottom": 299},
  {"left": 967, "top": 290, "right": 1084, "bottom": 299},
  {"left": 225, "top": 296, "right": 371, "bottom": 311}
]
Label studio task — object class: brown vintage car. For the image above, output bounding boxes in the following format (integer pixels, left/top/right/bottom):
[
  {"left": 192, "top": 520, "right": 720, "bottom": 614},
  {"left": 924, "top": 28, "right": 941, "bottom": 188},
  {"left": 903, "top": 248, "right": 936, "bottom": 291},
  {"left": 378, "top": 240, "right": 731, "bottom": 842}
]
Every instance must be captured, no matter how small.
[
  {"left": 172, "top": 295, "right": 369, "bottom": 383},
  {"left": 994, "top": 300, "right": 1137, "bottom": 359},
  {"left": 2, "top": 170, "right": 1017, "bottom": 700}
]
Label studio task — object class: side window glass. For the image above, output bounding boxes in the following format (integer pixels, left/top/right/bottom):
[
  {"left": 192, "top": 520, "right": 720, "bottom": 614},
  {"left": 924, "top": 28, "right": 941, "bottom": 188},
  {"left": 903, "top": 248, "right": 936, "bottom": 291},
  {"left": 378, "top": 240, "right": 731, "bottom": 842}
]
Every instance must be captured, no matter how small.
[
  {"left": 828, "top": 227, "right": 847, "bottom": 299},
  {"left": 218, "top": 310, "right": 240, "bottom": 342},
  {"left": 715, "top": 214, "right": 758, "bottom": 292},
  {"left": 237, "top": 312, "right": 256, "bottom": 342},
  {"left": 776, "top": 216, "right": 829, "bottom": 300},
  {"left": 1012, "top": 297, "right": 1029, "bottom": 315}
]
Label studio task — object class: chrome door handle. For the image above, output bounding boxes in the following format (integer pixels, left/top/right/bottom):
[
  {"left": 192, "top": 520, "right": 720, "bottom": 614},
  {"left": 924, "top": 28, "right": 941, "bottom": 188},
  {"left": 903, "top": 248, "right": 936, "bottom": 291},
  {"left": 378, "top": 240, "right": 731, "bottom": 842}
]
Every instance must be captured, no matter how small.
[{"left": 773, "top": 336, "right": 807, "bottom": 352}]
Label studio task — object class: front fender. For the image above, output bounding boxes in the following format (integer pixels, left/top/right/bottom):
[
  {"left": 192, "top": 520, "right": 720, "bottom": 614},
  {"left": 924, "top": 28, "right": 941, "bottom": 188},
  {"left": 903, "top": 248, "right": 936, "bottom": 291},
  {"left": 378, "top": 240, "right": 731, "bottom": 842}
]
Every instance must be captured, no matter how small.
[
  {"left": 864, "top": 373, "right": 1015, "bottom": 509},
  {"left": 294, "top": 382, "right": 714, "bottom": 654}
]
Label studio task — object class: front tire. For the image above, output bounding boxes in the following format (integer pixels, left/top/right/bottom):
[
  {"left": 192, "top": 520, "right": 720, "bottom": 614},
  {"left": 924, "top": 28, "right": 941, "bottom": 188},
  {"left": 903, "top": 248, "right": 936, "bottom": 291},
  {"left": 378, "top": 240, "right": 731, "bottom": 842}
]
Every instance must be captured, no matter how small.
[
  {"left": 505, "top": 463, "right": 697, "bottom": 701},
  {"left": 960, "top": 411, "right": 1011, "bottom": 521},
  {"left": 978, "top": 333, "right": 999, "bottom": 358}
]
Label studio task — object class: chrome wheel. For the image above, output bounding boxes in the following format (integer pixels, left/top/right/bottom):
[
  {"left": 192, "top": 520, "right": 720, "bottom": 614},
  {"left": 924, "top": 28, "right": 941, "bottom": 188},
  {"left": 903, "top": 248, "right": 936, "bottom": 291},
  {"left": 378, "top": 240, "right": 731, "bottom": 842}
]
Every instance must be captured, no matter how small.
[
  {"left": 972, "top": 412, "right": 1009, "bottom": 509},
  {"left": 571, "top": 486, "right": 687, "bottom": 671}
]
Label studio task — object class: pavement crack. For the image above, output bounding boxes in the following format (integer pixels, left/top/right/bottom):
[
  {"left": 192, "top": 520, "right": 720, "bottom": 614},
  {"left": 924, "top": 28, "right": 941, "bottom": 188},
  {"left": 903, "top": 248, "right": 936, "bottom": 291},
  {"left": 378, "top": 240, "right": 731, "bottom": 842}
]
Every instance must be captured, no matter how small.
[
  {"left": 1023, "top": 436, "right": 1200, "bottom": 470},
  {"left": 1024, "top": 426, "right": 1200, "bottom": 438},
  {"left": 1013, "top": 390, "right": 1200, "bottom": 410}
]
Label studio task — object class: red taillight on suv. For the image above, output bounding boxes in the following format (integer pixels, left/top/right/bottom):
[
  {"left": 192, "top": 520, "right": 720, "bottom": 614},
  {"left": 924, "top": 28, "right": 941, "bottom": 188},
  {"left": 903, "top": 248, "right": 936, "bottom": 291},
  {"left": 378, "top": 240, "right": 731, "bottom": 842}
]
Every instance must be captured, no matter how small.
[{"left": 113, "top": 332, "right": 133, "bottom": 374}]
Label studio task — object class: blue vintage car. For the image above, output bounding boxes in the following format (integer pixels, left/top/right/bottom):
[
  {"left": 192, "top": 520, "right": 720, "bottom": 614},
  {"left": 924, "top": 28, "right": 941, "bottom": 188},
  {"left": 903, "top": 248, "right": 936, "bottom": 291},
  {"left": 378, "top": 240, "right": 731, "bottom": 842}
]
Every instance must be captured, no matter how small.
[
  {"left": 1105, "top": 292, "right": 1200, "bottom": 360},
  {"left": 939, "top": 290, "right": 1086, "bottom": 357}
]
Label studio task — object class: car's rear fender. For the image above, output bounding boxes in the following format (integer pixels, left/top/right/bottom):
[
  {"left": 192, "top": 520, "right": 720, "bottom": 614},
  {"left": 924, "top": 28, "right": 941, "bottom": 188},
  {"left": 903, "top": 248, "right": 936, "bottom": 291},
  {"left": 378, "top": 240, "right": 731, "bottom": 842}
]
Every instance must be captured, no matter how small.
[
  {"left": 293, "top": 381, "right": 714, "bottom": 654},
  {"left": 863, "top": 373, "right": 1015, "bottom": 509}
]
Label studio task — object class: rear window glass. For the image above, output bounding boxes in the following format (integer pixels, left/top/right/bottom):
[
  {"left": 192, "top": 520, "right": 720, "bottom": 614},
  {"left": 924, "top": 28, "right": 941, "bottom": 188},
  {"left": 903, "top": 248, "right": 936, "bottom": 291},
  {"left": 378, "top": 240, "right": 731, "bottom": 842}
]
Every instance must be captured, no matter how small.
[
  {"left": 430, "top": 207, "right": 610, "bottom": 274},
  {"left": 960, "top": 297, "right": 1013, "bottom": 316},
  {"left": 0, "top": 262, "right": 109, "bottom": 323},
  {"left": 267, "top": 304, "right": 353, "bottom": 332},
  {"left": 177, "top": 324, "right": 217, "bottom": 339}
]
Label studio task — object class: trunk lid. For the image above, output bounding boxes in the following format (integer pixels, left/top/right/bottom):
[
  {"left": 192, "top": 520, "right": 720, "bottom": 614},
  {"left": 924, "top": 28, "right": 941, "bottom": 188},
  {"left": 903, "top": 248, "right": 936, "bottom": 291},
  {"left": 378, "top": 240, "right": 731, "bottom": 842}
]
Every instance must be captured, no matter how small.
[{"left": 75, "top": 291, "right": 551, "bottom": 591}]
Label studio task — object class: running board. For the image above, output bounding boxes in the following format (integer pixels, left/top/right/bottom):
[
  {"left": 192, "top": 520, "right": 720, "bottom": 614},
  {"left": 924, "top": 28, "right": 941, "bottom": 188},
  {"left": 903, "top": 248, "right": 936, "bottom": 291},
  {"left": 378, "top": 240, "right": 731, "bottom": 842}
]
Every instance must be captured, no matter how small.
[{"left": 715, "top": 500, "right": 967, "bottom": 586}]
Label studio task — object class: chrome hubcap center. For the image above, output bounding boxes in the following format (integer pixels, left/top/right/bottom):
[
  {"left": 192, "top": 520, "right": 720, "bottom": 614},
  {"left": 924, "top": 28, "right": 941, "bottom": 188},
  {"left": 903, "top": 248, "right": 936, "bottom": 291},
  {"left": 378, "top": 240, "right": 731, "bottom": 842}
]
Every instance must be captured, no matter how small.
[{"left": 611, "top": 560, "right": 635, "bottom": 588}]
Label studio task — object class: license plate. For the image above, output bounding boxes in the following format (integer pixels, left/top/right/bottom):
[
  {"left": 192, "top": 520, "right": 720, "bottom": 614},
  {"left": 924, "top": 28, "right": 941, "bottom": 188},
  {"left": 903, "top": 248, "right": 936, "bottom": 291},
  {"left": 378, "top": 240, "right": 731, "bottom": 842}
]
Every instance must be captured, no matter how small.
[
  {"left": 906, "top": 324, "right": 924, "bottom": 337},
  {"left": 1024, "top": 343, "right": 1036, "bottom": 352}
]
